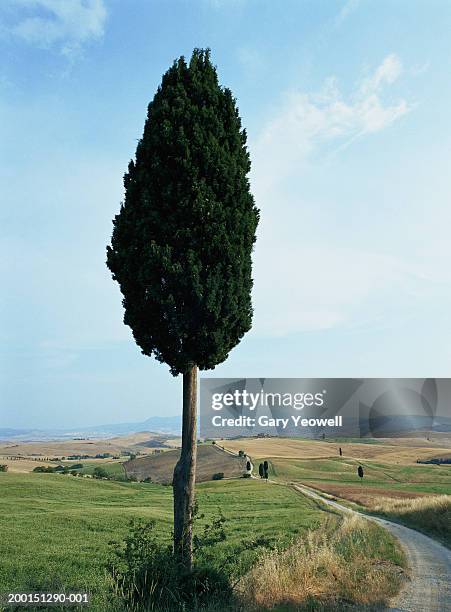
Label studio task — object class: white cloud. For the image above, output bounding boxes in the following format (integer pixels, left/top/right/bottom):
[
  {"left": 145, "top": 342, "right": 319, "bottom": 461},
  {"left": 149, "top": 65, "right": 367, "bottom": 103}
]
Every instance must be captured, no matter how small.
[
  {"left": 247, "top": 54, "right": 420, "bottom": 337},
  {"left": 3, "top": 0, "right": 106, "bottom": 56},
  {"left": 360, "top": 53, "right": 402, "bottom": 94},
  {"left": 334, "top": 0, "right": 361, "bottom": 28},
  {"left": 251, "top": 54, "right": 410, "bottom": 196}
]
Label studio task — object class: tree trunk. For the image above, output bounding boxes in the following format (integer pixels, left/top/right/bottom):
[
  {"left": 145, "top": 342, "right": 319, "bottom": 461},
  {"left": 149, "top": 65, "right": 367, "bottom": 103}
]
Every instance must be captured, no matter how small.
[{"left": 173, "top": 364, "right": 198, "bottom": 570}]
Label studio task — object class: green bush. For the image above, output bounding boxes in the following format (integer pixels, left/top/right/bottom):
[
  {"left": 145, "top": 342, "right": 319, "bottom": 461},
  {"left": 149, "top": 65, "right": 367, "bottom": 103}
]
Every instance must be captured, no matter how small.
[
  {"left": 241, "top": 473, "right": 251, "bottom": 479},
  {"left": 0, "top": 465, "right": 8, "bottom": 472},
  {"left": 109, "top": 511, "right": 234, "bottom": 611},
  {"left": 93, "top": 467, "right": 109, "bottom": 479},
  {"left": 212, "top": 473, "right": 224, "bottom": 480},
  {"left": 33, "top": 466, "right": 54, "bottom": 473}
]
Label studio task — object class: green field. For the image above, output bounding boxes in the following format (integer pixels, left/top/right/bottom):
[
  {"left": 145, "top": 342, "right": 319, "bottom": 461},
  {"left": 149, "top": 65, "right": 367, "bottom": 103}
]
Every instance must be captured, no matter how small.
[
  {"left": 0, "top": 474, "right": 322, "bottom": 610},
  {"left": 267, "top": 455, "right": 451, "bottom": 495},
  {"left": 73, "top": 460, "right": 127, "bottom": 480}
]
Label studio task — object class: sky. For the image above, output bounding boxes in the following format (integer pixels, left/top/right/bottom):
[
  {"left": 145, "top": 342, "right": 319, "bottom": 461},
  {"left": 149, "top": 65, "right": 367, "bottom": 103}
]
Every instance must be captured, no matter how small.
[{"left": 1, "top": 0, "right": 451, "bottom": 429}]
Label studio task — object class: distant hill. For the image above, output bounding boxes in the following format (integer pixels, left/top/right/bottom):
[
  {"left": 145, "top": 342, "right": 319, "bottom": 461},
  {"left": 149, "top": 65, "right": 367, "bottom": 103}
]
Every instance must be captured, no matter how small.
[
  {"left": 124, "top": 445, "right": 247, "bottom": 484},
  {"left": 0, "top": 415, "right": 181, "bottom": 442}
]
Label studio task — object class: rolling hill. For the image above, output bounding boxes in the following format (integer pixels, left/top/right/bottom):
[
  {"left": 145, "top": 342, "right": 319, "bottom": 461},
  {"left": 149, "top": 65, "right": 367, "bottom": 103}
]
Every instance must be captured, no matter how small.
[{"left": 124, "top": 445, "right": 248, "bottom": 483}]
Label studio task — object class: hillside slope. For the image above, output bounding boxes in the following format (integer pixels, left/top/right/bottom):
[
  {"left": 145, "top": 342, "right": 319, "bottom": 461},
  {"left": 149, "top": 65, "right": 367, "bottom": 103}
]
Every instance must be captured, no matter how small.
[{"left": 124, "top": 445, "right": 247, "bottom": 483}]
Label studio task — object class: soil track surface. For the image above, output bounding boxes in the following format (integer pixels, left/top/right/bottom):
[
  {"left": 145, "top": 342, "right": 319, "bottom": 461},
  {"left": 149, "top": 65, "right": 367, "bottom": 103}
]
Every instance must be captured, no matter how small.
[{"left": 295, "top": 484, "right": 451, "bottom": 612}]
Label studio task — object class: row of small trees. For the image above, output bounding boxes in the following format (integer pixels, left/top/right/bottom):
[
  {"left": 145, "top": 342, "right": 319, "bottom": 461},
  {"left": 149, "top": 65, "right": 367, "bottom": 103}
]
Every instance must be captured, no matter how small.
[{"left": 258, "top": 461, "right": 269, "bottom": 480}]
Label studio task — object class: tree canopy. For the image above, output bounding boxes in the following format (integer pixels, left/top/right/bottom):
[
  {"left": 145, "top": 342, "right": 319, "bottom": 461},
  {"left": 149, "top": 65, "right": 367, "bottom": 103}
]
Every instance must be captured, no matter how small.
[{"left": 107, "top": 49, "right": 259, "bottom": 375}]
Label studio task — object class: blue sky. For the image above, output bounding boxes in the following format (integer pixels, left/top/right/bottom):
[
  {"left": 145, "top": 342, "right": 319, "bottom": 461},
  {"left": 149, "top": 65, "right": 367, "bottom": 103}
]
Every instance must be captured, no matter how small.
[{"left": 1, "top": 0, "right": 451, "bottom": 429}]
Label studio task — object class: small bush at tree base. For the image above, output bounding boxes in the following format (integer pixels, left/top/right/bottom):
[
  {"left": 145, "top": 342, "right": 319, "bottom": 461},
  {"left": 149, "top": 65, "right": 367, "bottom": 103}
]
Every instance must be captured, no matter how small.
[
  {"left": 242, "top": 473, "right": 251, "bottom": 479},
  {"left": 212, "top": 472, "right": 224, "bottom": 480},
  {"left": 109, "top": 510, "right": 235, "bottom": 611},
  {"left": 0, "top": 465, "right": 8, "bottom": 472}
]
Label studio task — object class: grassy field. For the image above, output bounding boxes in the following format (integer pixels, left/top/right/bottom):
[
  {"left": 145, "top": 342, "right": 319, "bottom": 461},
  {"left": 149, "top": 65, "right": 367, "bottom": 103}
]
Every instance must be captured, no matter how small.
[
  {"left": 1, "top": 436, "right": 448, "bottom": 609},
  {"left": 0, "top": 473, "right": 322, "bottom": 611},
  {"left": 267, "top": 455, "right": 451, "bottom": 496},
  {"left": 75, "top": 460, "right": 128, "bottom": 479},
  {"left": 239, "top": 513, "right": 406, "bottom": 611}
]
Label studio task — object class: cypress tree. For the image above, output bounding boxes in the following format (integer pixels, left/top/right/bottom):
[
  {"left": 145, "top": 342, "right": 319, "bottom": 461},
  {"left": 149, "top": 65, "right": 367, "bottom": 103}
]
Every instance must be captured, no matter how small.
[{"left": 106, "top": 49, "right": 259, "bottom": 569}]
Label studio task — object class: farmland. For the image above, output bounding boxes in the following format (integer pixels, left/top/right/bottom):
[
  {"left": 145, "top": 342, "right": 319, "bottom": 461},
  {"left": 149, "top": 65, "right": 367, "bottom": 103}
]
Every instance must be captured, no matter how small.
[
  {"left": 124, "top": 444, "right": 248, "bottom": 483},
  {"left": 0, "top": 473, "right": 322, "bottom": 610},
  {"left": 1, "top": 434, "right": 450, "bottom": 609}
]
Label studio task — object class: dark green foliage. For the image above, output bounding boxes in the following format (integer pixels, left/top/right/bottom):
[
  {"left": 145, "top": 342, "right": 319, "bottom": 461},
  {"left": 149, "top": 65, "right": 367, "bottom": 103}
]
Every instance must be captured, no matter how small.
[
  {"left": 106, "top": 49, "right": 259, "bottom": 375},
  {"left": 109, "top": 514, "right": 233, "bottom": 611},
  {"left": 93, "top": 466, "right": 109, "bottom": 479},
  {"left": 258, "top": 463, "right": 264, "bottom": 478},
  {"left": 33, "top": 466, "right": 55, "bottom": 473},
  {"left": 212, "top": 472, "right": 224, "bottom": 480},
  {"left": 0, "top": 465, "right": 7, "bottom": 472}
]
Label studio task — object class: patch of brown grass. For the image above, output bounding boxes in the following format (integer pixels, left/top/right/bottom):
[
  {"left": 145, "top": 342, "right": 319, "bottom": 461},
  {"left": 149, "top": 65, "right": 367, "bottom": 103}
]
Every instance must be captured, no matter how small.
[
  {"left": 306, "top": 482, "right": 429, "bottom": 506},
  {"left": 237, "top": 515, "right": 406, "bottom": 611},
  {"left": 368, "top": 495, "right": 451, "bottom": 547}
]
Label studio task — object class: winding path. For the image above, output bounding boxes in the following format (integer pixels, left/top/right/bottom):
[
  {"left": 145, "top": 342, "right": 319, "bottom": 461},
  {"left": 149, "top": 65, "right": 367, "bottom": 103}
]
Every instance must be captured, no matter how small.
[{"left": 294, "top": 484, "right": 451, "bottom": 612}]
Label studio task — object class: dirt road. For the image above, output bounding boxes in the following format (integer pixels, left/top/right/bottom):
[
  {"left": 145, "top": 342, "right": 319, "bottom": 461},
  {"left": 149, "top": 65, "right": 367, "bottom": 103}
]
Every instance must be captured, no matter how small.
[{"left": 294, "top": 484, "right": 451, "bottom": 612}]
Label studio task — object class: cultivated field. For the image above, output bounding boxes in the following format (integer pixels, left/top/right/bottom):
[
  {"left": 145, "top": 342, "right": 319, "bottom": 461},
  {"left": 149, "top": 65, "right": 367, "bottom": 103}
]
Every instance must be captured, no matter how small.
[
  {"left": 0, "top": 473, "right": 322, "bottom": 610},
  {"left": 124, "top": 445, "right": 247, "bottom": 483},
  {"left": 0, "top": 432, "right": 181, "bottom": 473},
  {"left": 222, "top": 436, "right": 451, "bottom": 464},
  {"left": 2, "top": 433, "right": 447, "bottom": 609},
  {"left": 224, "top": 436, "right": 451, "bottom": 548}
]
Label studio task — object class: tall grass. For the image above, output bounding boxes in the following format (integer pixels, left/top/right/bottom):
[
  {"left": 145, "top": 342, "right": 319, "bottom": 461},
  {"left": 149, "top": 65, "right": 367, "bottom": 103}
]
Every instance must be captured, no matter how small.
[
  {"left": 369, "top": 494, "right": 451, "bottom": 547},
  {"left": 237, "top": 514, "right": 406, "bottom": 611}
]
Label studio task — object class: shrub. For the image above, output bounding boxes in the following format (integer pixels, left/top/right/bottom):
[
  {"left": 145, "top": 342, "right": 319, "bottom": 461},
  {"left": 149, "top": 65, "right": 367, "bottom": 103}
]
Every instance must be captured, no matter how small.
[
  {"left": 0, "top": 465, "right": 8, "bottom": 472},
  {"left": 109, "top": 511, "right": 233, "bottom": 611},
  {"left": 33, "top": 466, "right": 54, "bottom": 473},
  {"left": 93, "top": 466, "right": 109, "bottom": 479},
  {"left": 242, "top": 473, "right": 251, "bottom": 479},
  {"left": 238, "top": 450, "right": 244, "bottom": 457},
  {"left": 212, "top": 472, "right": 224, "bottom": 480}
]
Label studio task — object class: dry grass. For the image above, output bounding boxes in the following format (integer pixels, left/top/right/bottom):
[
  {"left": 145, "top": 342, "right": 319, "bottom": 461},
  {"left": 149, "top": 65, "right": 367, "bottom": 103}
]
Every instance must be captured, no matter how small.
[
  {"left": 237, "top": 515, "right": 406, "bottom": 611},
  {"left": 368, "top": 494, "right": 451, "bottom": 547},
  {"left": 222, "top": 437, "right": 451, "bottom": 465},
  {"left": 306, "top": 482, "right": 430, "bottom": 505},
  {"left": 124, "top": 445, "right": 247, "bottom": 483}
]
